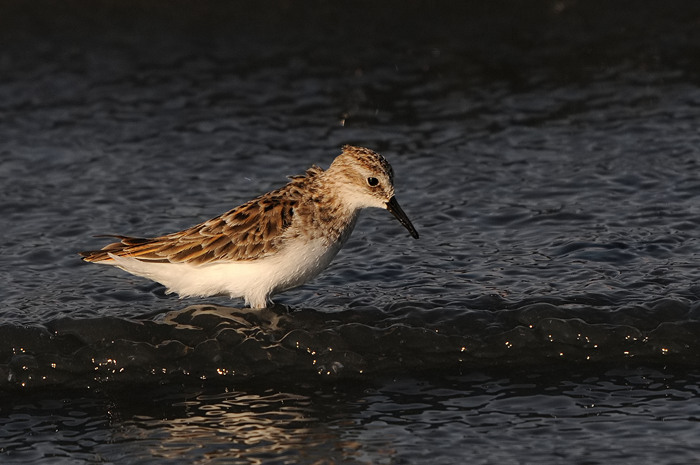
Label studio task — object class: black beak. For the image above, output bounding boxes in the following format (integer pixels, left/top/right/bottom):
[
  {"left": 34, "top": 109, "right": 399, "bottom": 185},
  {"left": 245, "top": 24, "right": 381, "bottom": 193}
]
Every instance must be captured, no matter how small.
[{"left": 386, "top": 196, "right": 419, "bottom": 239}]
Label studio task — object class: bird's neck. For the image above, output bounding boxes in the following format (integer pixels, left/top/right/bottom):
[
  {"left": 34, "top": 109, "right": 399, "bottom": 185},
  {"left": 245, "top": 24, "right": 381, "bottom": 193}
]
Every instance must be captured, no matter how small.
[{"left": 298, "top": 175, "right": 359, "bottom": 244}]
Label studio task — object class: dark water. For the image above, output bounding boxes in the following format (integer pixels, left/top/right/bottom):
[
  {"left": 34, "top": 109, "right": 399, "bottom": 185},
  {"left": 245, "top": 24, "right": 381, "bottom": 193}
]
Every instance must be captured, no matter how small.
[
  {"left": 4, "top": 369, "right": 700, "bottom": 464},
  {"left": 2, "top": 0, "right": 700, "bottom": 463}
]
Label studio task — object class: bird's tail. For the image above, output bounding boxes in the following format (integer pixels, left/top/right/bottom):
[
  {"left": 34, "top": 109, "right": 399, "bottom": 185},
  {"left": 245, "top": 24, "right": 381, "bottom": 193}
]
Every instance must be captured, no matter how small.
[{"left": 79, "top": 235, "right": 152, "bottom": 262}]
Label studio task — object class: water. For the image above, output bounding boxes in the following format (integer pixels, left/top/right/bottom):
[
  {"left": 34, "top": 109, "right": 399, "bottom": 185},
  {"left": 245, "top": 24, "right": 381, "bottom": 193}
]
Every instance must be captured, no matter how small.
[
  {"left": 3, "top": 369, "right": 700, "bottom": 464},
  {"left": 1, "top": 0, "right": 700, "bottom": 463}
]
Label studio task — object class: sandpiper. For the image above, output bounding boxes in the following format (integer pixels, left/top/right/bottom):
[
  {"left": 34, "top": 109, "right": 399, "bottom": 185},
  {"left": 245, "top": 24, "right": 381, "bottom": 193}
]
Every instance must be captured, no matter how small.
[{"left": 80, "top": 145, "right": 419, "bottom": 308}]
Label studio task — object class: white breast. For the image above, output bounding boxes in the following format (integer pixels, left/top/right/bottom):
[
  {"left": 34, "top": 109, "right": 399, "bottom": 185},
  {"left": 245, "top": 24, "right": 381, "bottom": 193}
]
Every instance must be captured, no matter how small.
[{"left": 105, "top": 218, "right": 357, "bottom": 308}]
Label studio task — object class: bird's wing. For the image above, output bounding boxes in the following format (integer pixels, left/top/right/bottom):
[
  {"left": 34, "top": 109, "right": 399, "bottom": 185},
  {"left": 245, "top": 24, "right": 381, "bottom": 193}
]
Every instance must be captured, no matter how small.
[{"left": 81, "top": 190, "right": 299, "bottom": 265}]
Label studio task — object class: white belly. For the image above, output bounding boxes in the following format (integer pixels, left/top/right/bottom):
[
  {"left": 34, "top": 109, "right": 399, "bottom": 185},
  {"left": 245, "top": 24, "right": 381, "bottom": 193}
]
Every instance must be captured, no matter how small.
[{"left": 105, "top": 236, "right": 347, "bottom": 308}]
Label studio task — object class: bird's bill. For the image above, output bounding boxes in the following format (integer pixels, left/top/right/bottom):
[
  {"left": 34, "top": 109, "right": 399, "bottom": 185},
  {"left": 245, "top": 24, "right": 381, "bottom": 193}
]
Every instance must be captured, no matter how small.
[{"left": 386, "top": 196, "right": 419, "bottom": 239}]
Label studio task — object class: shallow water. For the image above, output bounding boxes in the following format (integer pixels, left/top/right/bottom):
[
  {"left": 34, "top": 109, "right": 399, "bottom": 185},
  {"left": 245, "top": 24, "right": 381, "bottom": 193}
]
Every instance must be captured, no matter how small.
[
  {"left": 4, "top": 368, "right": 700, "bottom": 464},
  {"left": 2, "top": 0, "right": 700, "bottom": 463}
]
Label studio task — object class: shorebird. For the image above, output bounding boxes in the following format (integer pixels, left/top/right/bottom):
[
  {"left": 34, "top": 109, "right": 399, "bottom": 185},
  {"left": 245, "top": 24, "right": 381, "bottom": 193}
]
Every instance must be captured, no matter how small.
[{"left": 81, "top": 145, "right": 419, "bottom": 308}]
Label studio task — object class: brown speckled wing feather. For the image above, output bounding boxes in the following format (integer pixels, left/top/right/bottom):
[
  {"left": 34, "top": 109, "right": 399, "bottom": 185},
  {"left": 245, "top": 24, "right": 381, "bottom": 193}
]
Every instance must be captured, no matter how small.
[{"left": 81, "top": 167, "right": 323, "bottom": 265}]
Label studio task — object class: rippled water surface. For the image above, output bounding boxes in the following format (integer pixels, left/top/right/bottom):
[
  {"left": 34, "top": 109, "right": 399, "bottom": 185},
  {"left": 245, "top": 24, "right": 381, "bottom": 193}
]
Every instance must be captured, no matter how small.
[
  {"left": 2, "top": 0, "right": 700, "bottom": 463},
  {"left": 4, "top": 368, "right": 700, "bottom": 464}
]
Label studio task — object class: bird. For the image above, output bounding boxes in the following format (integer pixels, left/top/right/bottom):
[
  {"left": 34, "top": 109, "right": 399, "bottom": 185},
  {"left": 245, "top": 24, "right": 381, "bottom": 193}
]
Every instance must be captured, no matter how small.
[{"left": 80, "top": 145, "right": 419, "bottom": 308}]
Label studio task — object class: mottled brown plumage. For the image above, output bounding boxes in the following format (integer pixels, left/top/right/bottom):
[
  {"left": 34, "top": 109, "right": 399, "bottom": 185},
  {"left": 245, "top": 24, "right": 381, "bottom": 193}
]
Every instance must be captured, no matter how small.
[
  {"left": 80, "top": 145, "right": 418, "bottom": 308},
  {"left": 81, "top": 165, "right": 332, "bottom": 264}
]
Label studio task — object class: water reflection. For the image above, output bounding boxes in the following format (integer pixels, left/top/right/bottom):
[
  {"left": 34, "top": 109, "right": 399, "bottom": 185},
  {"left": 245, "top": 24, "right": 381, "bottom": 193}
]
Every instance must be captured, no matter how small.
[
  {"left": 108, "top": 388, "right": 356, "bottom": 464},
  {"left": 159, "top": 303, "right": 292, "bottom": 333},
  {"left": 2, "top": 368, "right": 700, "bottom": 464},
  {"left": 98, "top": 369, "right": 700, "bottom": 464}
]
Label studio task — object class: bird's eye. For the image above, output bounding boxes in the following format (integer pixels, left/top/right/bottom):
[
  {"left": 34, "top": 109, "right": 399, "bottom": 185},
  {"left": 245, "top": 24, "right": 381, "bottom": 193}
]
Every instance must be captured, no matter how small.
[{"left": 367, "top": 177, "right": 379, "bottom": 187}]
